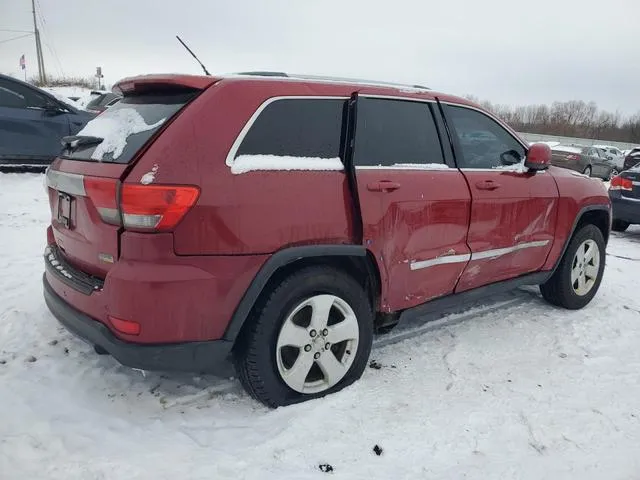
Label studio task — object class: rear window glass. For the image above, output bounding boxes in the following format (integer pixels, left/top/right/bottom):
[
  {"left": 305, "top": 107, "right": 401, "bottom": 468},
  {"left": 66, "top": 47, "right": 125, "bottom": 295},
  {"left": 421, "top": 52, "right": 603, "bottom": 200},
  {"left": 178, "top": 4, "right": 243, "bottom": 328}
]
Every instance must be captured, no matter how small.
[
  {"left": 235, "top": 98, "right": 345, "bottom": 159},
  {"left": 63, "top": 91, "right": 195, "bottom": 164}
]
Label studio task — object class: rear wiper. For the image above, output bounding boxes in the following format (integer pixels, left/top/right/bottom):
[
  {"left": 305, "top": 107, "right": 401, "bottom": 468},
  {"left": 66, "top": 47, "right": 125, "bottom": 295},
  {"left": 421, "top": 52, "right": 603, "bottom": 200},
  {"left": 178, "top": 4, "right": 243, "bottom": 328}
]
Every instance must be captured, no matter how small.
[{"left": 61, "top": 135, "right": 104, "bottom": 151}]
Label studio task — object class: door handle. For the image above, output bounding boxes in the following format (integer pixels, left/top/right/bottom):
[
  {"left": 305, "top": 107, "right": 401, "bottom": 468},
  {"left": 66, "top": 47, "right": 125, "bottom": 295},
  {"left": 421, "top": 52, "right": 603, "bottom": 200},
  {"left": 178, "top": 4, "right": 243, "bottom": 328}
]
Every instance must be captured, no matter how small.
[
  {"left": 367, "top": 180, "right": 401, "bottom": 192},
  {"left": 475, "top": 180, "right": 501, "bottom": 191}
]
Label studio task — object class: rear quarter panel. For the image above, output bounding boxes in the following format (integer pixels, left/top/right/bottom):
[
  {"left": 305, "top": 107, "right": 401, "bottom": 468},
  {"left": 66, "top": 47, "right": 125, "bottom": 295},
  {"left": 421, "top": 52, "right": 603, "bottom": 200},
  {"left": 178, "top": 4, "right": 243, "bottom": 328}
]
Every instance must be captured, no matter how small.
[
  {"left": 541, "top": 166, "right": 611, "bottom": 271},
  {"left": 125, "top": 79, "right": 355, "bottom": 255}
]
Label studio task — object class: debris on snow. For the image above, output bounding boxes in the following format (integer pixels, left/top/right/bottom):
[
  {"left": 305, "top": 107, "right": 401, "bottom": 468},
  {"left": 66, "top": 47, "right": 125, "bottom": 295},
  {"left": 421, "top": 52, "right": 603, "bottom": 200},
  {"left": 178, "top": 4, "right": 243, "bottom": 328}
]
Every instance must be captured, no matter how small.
[
  {"left": 318, "top": 464, "right": 334, "bottom": 473},
  {"left": 369, "top": 360, "right": 383, "bottom": 370},
  {"left": 373, "top": 445, "right": 383, "bottom": 456},
  {"left": 25, "top": 355, "right": 37, "bottom": 363}
]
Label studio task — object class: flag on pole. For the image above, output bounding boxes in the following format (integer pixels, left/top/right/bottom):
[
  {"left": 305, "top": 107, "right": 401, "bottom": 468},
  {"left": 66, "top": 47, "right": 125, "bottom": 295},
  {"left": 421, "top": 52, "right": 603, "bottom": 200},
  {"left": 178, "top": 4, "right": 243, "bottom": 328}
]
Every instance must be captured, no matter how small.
[{"left": 19, "top": 55, "right": 26, "bottom": 70}]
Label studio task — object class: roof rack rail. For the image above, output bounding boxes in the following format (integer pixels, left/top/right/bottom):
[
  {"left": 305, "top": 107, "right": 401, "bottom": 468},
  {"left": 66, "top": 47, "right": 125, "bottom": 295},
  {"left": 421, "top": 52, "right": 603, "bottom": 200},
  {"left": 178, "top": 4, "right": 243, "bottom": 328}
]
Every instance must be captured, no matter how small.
[
  {"left": 235, "top": 71, "right": 289, "bottom": 77},
  {"left": 232, "top": 71, "right": 430, "bottom": 90}
]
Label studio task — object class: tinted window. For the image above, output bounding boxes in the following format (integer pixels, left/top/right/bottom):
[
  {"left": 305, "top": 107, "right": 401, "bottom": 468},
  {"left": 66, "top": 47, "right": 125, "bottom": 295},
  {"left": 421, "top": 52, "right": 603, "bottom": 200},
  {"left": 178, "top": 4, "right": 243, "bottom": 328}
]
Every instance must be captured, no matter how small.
[
  {"left": 0, "top": 78, "right": 50, "bottom": 109},
  {"left": 445, "top": 105, "right": 525, "bottom": 169},
  {"left": 64, "top": 91, "right": 195, "bottom": 164},
  {"left": 353, "top": 98, "right": 444, "bottom": 167},
  {"left": 236, "top": 98, "right": 345, "bottom": 159}
]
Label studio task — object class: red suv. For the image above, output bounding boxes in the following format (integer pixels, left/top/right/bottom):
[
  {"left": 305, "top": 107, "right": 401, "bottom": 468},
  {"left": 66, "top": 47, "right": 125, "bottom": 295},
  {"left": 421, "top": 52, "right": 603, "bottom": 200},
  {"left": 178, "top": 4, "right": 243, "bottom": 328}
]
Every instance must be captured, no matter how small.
[{"left": 43, "top": 73, "right": 611, "bottom": 407}]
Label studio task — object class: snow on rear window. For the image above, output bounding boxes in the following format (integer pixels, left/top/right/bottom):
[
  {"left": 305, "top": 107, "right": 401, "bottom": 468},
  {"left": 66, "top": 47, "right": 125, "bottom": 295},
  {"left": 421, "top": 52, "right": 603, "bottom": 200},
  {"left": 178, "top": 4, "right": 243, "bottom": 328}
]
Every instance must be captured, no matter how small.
[
  {"left": 63, "top": 91, "right": 195, "bottom": 164},
  {"left": 78, "top": 108, "right": 165, "bottom": 161}
]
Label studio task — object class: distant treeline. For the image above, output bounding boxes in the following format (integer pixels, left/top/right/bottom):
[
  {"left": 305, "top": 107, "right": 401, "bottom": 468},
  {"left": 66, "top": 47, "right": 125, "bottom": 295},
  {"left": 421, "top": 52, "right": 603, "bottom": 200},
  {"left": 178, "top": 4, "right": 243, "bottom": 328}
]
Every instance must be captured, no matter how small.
[
  {"left": 30, "top": 76, "right": 97, "bottom": 89},
  {"left": 467, "top": 97, "right": 640, "bottom": 144}
]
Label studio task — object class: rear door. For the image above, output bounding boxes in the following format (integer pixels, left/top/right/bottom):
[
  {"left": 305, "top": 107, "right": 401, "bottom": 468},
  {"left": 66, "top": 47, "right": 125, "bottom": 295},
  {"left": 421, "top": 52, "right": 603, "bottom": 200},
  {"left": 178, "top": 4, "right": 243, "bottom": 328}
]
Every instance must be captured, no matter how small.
[
  {"left": 349, "top": 95, "right": 472, "bottom": 312},
  {"left": 46, "top": 87, "right": 202, "bottom": 278},
  {"left": 0, "top": 77, "right": 70, "bottom": 162},
  {"left": 440, "top": 103, "right": 557, "bottom": 292}
]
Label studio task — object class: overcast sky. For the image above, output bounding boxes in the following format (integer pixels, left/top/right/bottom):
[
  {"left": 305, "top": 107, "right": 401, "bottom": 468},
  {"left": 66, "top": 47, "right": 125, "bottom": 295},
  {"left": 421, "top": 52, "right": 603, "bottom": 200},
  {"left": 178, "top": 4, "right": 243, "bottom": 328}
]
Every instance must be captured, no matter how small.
[{"left": 1, "top": 0, "right": 638, "bottom": 114}]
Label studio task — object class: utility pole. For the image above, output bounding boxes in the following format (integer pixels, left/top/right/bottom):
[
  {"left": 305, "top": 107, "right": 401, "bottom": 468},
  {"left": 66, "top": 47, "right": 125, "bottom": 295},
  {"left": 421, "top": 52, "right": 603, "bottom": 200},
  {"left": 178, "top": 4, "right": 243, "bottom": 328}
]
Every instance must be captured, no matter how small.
[{"left": 31, "top": 0, "right": 46, "bottom": 84}]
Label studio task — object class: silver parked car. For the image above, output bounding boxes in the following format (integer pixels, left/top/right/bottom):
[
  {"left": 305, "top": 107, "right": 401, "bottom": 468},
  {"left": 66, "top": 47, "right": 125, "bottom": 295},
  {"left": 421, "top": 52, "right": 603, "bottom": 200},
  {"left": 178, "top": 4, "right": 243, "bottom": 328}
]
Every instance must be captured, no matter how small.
[{"left": 550, "top": 145, "right": 617, "bottom": 180}]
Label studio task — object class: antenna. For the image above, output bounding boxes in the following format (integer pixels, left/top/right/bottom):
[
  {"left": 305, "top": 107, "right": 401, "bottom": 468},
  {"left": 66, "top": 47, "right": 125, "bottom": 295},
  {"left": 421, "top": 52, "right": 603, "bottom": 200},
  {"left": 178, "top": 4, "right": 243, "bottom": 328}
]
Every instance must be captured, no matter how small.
[{"left": 176, "top": 35, "right": 211, "bottom": 76}]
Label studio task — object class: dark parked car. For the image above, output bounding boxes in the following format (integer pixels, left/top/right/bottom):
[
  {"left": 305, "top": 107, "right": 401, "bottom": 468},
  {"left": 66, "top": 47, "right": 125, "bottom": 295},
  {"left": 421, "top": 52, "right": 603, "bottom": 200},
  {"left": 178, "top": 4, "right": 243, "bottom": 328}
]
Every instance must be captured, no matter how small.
[
  {"left": 43, "top": 73, "right": 610, "bottom": 407},
  {"left": 84, "top": 91, "right": 121, "bottom": 113},
  {"left": 0, "top": 73, "right": 95, "bottom": 170},
  {"left": 609, "top": 165, "right": 640, "bottom": 231},
  {"left": 550, "top": 145, "right": 616, "bottom": 179},
  {"left": 623, "top": 147, "right": 640, "bottom": 171}
]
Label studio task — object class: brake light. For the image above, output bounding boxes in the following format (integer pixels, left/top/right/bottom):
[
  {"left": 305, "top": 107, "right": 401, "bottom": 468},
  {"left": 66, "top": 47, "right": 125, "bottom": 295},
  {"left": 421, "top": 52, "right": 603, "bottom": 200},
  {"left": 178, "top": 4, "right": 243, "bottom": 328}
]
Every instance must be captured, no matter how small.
[
  {"left": 566, "top": 154, "right": 580, "bottom": 161},
  {"left": 83, "top": 177, "right": 199, "bottom": 231},
  {"left": 83, "top": 177, "right": 120, "bottom": 224},
  {"left": 120, "top": 184, "right": 200, "bottom": 231},
  {"left": 610, "top": 175, "right": 633, "bottom": 191}
]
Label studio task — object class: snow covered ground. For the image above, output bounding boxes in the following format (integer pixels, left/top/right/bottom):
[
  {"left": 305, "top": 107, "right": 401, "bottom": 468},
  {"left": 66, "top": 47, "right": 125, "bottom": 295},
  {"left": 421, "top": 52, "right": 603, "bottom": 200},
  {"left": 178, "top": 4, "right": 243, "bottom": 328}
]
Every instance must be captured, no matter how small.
[{"left": 2, "top": 173, "right": 640, "bottom": 479}]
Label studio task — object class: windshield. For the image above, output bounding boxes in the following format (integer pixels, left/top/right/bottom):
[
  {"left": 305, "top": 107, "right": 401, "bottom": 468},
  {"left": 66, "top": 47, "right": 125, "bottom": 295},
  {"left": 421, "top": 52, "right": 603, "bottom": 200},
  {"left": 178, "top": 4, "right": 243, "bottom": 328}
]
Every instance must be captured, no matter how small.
[{"left": 62, "top": 91, "right": 196, "bottom": 164}]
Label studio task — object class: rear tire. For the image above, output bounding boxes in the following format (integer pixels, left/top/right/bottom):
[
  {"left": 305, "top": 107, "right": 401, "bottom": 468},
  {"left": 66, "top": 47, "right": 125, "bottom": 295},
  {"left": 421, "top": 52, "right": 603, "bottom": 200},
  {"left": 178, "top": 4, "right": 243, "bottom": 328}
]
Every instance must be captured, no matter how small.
[
  {"left": 540, "top": 224, "right": 605, "bottom": 309},
  {"left": 234, "top": 266, "right": 374, "bottom": 408},
  {"left": 612, "top": 220, "right": 630, "bottom": 232},
  {"left": 583, "top": 166, "right": 592, "bottom": 177}
]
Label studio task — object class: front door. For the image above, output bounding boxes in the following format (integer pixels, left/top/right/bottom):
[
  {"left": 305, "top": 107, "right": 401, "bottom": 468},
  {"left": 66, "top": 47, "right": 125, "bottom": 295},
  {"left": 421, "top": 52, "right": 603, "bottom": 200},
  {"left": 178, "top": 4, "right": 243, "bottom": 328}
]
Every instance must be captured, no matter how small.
[
  {"left": 349, "top": 95, "right": 472, "bottom": 312},
  {"left": 0, "top": 77, "right": 70, "bottom": 162},
  {"left": 440, "top": 102, "right": 558, "bottom": 292}
]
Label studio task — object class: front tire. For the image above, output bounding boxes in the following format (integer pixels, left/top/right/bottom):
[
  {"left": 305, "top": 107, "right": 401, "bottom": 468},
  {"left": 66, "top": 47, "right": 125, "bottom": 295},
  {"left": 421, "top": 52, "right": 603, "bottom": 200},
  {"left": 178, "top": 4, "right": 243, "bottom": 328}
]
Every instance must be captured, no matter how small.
[
  {"left": 234, "top": 266, "right": 374, "bottom": 408},
  {"left": 540, "top": 224, "right": 605, "bottom": 309}
]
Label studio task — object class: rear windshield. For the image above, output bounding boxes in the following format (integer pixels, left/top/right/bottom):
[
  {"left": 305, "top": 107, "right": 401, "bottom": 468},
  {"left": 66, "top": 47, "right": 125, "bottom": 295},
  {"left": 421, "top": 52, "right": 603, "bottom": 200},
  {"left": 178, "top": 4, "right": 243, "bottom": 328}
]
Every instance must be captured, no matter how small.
[{"left": 63, "top": 91, "right": 196, "bottom": 164}]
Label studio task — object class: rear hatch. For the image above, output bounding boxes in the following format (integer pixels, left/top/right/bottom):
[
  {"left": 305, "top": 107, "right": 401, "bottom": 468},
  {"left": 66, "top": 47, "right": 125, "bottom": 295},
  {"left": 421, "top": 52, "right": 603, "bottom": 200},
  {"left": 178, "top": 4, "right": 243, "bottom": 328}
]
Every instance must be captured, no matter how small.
[{"left": 45, "top": 75, "right": 215, "bottom": 278}]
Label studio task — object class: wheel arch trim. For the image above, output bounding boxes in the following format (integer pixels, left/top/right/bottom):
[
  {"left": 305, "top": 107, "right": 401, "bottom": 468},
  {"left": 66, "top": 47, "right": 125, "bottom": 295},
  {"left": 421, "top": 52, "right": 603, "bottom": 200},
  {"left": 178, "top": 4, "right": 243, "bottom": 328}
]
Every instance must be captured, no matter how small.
[
  {"left": 549, "top": 204, "right": 610, "bottom": 275},
  {"left": 223, "top": 245, "right": 368, "bottom": 342}
]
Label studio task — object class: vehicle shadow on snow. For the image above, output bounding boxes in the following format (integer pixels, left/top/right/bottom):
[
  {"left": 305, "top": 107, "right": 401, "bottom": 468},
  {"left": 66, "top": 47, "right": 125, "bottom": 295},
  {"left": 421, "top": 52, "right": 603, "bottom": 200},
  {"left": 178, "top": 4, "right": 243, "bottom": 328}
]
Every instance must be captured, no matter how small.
[{"left": 70, "top": 287, "right": 550, "bottom": 411}]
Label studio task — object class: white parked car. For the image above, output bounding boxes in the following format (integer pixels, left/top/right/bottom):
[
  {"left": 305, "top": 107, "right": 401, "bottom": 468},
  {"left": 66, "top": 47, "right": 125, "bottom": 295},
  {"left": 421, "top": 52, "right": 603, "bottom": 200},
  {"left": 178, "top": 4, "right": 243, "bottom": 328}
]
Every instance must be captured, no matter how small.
[{"left": 593, "top": 145, "right": 625, "bottom": 170}]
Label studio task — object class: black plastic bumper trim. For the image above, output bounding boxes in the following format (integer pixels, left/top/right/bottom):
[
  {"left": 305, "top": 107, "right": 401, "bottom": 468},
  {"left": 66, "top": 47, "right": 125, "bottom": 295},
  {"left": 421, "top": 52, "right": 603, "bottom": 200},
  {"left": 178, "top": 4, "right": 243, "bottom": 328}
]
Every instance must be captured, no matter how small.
[
  {"left": 43, "top": 274, "right": 234, "bottom": 376},
  {"left": 44, "top": 245, "right": 104, "bottom": 295}
]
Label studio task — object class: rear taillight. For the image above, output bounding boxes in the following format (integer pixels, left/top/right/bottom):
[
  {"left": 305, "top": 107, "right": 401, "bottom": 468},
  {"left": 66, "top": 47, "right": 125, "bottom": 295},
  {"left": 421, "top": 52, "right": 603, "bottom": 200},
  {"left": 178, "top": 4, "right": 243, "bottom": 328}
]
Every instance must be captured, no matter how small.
[
  {"left": 120, "top": 184, "right": 200, "bottom": 231},
  {"left": 84, "top": 177, "right": 120, "bottom": 225},
  {"left": 566, "top": 154, "right": 580, "bottom": 161},
  {"left": 83, "top": 178, "right": 199, "bottom": 231},
  {"left": 610, "top": 175, "right": 633, "bottom": 191}
]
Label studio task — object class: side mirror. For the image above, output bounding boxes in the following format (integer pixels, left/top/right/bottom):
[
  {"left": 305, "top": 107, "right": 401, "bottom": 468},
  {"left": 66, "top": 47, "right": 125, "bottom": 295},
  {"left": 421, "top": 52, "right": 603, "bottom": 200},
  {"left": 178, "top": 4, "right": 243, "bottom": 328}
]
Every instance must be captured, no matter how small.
[
  {"left": 43, "top": 103, "right": 66, "bottom": 116},
  {"left": 525, "top": 143, "right": 551, "bottom": 171}
]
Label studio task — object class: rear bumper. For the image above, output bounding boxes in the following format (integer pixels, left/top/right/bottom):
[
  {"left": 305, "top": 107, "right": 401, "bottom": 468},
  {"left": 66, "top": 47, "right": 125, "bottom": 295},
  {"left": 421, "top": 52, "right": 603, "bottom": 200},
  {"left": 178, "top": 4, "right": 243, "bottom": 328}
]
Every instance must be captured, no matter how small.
[
  {"left": 43, "top": 274, "right": 234, "bottom": 375},
  {"left": 610, "top": 192, "right": 640, "bottom": 224}
]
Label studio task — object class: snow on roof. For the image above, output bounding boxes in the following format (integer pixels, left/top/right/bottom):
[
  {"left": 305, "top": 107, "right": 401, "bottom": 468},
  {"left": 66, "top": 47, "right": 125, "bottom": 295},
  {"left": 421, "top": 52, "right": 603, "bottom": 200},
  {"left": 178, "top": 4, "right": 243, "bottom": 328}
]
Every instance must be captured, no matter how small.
[
  {"left": 552, "top": 145, "right": 583, "bottom": 154},
  {"left": 43, "top": 86, "right": 98, "bottom": 110}
]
